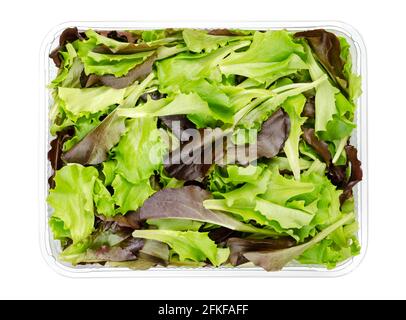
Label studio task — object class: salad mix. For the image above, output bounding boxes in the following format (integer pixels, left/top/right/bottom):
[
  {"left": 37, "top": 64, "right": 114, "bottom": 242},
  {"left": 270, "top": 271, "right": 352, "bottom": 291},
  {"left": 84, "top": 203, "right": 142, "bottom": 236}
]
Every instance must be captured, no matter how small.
[{"left": 47, "top": 27, "right": 362, "bottom": 271}]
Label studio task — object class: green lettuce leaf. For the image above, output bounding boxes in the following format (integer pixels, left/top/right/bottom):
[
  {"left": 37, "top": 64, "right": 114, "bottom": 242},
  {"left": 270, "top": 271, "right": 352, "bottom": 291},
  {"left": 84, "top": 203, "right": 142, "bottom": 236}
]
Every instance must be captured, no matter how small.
[
  {"left": 211, "top": 168, "right": 271, "bottom": 206},
  {"left": 102, "top": 160, "right": 116, "bottom": 186},
  {"left": 75, "top": 31, "right": 156, "bottom": 77},
  {"left": 50, "top": 43, "right": 83, "bottom": 88},
  {"left": 157, "top": 40, "right": 250, "bottom": 91},
  {"left": 183, "top": 29, "right": 251, "bottom": 53},
  {"left": 339, "top": 37, "right": 362, "bottom": 102},
  {"left": 62, "top": 73, "right": 155, "bottom": 165},
  {"left": 113, "top": 117, "right": 165, "bottom": 184},
  {"left": 58, "top": 86, "right": 126, "bottom": 118},
  {"left": 47, "top": 164, "right": 97, "bottom": 243},
  {"left": 305, "top": 44, "right": 339, "bottom": 132},
  {"left": 117, "top": 93, "right": 216, "bottom": 128},
  {"left": 220, "top": 30, "right": 306, "bottom": 84},
  {"left": 62, "top": 113, "right": 102, "bottom": 151},
  {"left": 204, "top": 161, "right": 344, "bottom": 240},
  {"left": 281, "top": 94, "right": 307, "bottom": 180},
  {"left": 111, "top": 175, "right": 155, "bottom": 213},
  {"left": 85, "top": 29, "right": 179, "bottom": 54},
  {"left": 268, "top": 156, "right": 312, "bottom": 172},
  {"left": 204, "top": 167, "right": 314, "bottom": 236},
  {"left": 142, "top": 30, "right": 167, "bottom": 42},
  {"left": 221, "top": 30, "right": 304, "bottom": 67},
  {"left": 209, "top": 164, "right": 264, "bottom": 193},
  {"left": 254, "top": 198, "right": 314, "bottom": 229},
  {"left": 221, "top": 54, "right": 307, "bottom": 84},
  {"left": 49, "top": 216, "right": 71, "bottom": 240},
  {"left": 261, "top": 167, "right": 315, "bottom": 205},
  {"left": 133, "top": 230, "right": 230, "bottom": 266},
  {"left": 237, "top": 75, "right": 327, "bottom": 128},
  {"left": 93, "top": 179, "right": 115, "bottom": 216},
  {"left": 50, "top": 43, "right": 75, "bottom": 85},
  {"left": 297, "top": 237, "right": 360, "bottom": 269}
]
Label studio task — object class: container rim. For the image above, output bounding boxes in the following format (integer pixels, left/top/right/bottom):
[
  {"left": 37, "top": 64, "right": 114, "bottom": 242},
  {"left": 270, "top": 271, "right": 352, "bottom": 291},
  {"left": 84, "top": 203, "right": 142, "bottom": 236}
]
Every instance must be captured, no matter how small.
[{"left": 39, "top": 20, "right": 368, "bottom": 278}]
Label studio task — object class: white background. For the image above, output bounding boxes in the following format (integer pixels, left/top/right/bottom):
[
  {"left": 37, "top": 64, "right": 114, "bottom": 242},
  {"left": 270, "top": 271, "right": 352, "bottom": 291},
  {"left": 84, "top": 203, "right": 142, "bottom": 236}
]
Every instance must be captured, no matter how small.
[{"left": 0, "top": 0, "right": 404, "bottom": 300}]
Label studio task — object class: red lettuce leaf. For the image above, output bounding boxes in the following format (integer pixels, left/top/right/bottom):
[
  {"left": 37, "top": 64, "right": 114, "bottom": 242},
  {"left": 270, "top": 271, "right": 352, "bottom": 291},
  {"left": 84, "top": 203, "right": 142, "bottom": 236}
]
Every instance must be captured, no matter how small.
[
  {"left": 208, "top": 227, "right": 241, "bottom": 245},
  {"left": 227, "top": 237, "right": 296, "bottom": 266},
  {"left": 96, "top": 211, "right": 142, "bottom": 230},
  {"left": 164, "top": 128, "right": 224, "bottom": 181},
  {"left": 70, "top": 219, "right": 144, "bottom": 264},
  {"left": 340, "top": 145, "right": 363, "bottom": 204},
  {"left": 62, "top": 110, "right": 126, "bottom": 165},
  {"left": 48, "top": 127, "right": 74, "bottom": 188},
  {"left": 97, "top": 30, "right": 139, "bottom": 43},
  {"left": 164, "top": 110, "right": 290, "bottom": 181},
  {"left": 302, "top": 127, "right": 347, "bottom": 186},
  {"left": 81, "top": 237, "right": 144, "bottom": 263},
  {"left": 302, "top": 128, "right": 362, "bottom": 204},
  {"left": 301, "top": 96, "right": 315, "bottom": 118},
  {"left": 49, "top": 27, "right": 84, "bottom": 67},
  {"left": 302, "top": 127, "right": 331, "bottom": 163},
  {"left": 159, "top": 115, "right": 195, "bottom": 140},
  {"left": 295, "top": 29, "right": 347, "bottom": 89},
  {"left": 256, "top": 109, "right": 291, "bottom": 159}
]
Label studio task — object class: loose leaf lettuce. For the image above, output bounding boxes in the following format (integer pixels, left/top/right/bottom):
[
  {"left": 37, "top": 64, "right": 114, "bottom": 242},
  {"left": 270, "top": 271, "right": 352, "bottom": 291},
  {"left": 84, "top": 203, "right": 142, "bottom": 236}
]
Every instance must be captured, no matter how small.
[{"left": 48, "top": 27, "right": 362, "bottom": 271}]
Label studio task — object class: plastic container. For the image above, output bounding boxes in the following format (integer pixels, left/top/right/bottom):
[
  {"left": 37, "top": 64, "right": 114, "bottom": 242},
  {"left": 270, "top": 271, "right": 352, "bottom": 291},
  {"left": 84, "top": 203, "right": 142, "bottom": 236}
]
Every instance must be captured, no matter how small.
[{"left": 39, "top": 21, "right": 368, "bottom": 277}]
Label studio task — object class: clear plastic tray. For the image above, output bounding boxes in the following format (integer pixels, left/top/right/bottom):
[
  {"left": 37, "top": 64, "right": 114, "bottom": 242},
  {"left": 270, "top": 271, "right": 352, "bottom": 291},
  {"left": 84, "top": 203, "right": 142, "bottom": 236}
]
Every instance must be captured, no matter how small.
[{"left": 39, "top": 21, "right": 368, "bottom": 277}]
